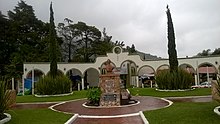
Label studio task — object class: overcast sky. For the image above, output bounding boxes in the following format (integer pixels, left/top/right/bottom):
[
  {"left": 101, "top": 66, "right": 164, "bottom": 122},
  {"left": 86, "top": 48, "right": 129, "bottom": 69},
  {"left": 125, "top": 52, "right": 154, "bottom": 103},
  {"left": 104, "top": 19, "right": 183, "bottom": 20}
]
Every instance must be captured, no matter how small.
[{"left": 1, "top": 0, "right": 220, "bottom": 58}]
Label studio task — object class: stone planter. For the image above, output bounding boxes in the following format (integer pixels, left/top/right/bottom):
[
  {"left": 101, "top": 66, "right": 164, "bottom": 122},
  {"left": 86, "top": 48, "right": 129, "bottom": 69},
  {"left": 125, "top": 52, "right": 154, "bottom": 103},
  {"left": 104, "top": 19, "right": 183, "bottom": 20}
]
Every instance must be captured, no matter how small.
[{"left": 0, "top": 113, "right": 11, "bottom": 124}]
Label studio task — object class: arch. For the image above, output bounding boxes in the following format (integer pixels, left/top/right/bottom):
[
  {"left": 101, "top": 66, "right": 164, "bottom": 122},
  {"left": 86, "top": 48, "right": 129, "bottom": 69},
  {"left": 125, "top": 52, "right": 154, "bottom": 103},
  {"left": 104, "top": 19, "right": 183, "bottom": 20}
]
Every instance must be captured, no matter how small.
[
  {"left": 84, "top": 68, "right": 99, "bottom": 87},
  {"left": 66, "top": 68, "right": 83, "bottom": 77},
  {"left": 46, "top": 69, "right": 64, "bottom": 76},
  {"left": 138, "top": 65, "right": 155, "bottom": 76},
  {"left": 198, "top": 62, "right": 218, "bottom": 83},
  {"left": 156, "top": 64, "right": 169, "bottom": 74},
  {"left": 120, "top": 60, "right": 137, "bottom": 75},
  {"left": 100, "top": 60, "right": 116, "bottom": 75},
  {"left": 66, "top": 68, "right": 83, "bottom": 90},
  {"left": 179, "top": 63, "right": 196, "bottom": 74},
  {"left": 26, "top": 69, "right": 45, "bottom": 82}
]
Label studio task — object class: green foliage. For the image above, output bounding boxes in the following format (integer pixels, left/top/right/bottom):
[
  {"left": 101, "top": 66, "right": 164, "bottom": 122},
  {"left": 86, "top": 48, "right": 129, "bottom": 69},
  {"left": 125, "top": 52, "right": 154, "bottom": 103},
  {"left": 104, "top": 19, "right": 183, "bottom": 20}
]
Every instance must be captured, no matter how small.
[
  {"left": 0, "top": 78, "right": 11, "bottom": 120},
  {"left": 156, "top": 69, "right": 193, "bottom": 90},
  {"left": 87, "top": 87, "right": 101, "bottom": 105},
  {"left": 36, "top": 75, "right": 71, "bottom": 95},
  {"left": 166, "top": 6, "right": 178, "bottom": 72},
  {"left": 215, "top": 79, "right": 220, "bottom": 103},
  {"left": 49, "top": 2, "right": 59, "bottom": 78}
]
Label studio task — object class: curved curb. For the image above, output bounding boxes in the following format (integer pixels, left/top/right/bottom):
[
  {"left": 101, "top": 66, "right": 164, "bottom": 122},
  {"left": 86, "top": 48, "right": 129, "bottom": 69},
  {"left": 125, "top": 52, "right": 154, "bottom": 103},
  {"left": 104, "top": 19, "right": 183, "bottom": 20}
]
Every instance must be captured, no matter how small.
[
  {"left": 64, "top": 114, "right": 79, "bottom": 124},
  {"left": 214, "top": 106, "right": 220, "bottom": 116},
  {"left": 0, "top": 113, "right": 11, "bottom": 124},
  {"left": 49, "top": 98, "right": 87, "bottom": 114},
  {"left": 160, "top": 98, "right": 173, "bottom": 109},
  {"left": 139, "top": 111, "right": 149, "bottom": 124},
  {"left": 82, "top": 101, "right": 140, "bottom": 109},
  {"left": 78, "top": 112, "right": 140, "bottom": 118},
  {"left": 35, "top": 92, "right": 73, "bottom": 97},
  {"left": 156, "top": 88, "right": 194, "bottom": 92}
]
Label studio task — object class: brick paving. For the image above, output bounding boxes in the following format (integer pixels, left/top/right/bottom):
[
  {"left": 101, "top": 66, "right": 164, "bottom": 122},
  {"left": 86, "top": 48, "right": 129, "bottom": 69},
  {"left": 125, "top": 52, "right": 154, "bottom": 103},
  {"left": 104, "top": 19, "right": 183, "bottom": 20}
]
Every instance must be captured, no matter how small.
[
  {"left": 53, "top": 96, "right": 169, "bottom": 116},
  {"left": 73, "top": 116, "right": 144, "bottom": 124}
]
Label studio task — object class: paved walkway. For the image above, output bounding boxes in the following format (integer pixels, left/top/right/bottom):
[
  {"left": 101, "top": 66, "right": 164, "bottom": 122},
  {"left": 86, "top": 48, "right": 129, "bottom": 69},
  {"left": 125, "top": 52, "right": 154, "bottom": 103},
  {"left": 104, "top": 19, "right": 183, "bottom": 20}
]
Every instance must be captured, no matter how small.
[{"left": 53, "top": 96, "right": 169, "bottom": 116}]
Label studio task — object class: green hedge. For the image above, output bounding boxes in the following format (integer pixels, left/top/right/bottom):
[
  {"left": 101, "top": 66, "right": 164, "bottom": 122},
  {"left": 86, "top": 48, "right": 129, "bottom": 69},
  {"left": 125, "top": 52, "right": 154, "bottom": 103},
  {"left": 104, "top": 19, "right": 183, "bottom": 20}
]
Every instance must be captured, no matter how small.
[
  {"left": 156, "top": 69, "right": 193, "bottom": 90},
  {"left": 36, "top": 75, "right": 71, "bottom": 95}
]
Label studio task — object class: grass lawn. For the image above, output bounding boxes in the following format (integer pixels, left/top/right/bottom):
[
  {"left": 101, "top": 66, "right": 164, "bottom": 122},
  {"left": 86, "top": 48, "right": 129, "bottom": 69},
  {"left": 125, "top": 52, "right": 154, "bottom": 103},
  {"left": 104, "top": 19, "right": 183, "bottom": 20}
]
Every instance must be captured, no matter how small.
[
  {"left": 129, "top": 88, "right": 211, "bottom": 97},
  {"left": 7, "top": 108, "right": 72, "bottom": 124},
  {"left": 16, "top": 90, "right": 87, "bottom": 103},
  {"left": 144, "top": 101, "right": 220, "bottom": 124}
]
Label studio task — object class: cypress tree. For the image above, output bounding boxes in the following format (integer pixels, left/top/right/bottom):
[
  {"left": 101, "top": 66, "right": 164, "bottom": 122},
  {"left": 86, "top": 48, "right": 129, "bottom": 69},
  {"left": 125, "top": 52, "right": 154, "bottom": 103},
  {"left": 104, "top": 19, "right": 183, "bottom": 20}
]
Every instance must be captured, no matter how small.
[
  {"left": 49, "top": 2, "right": 58, "bottom": 78},
  {"left": 166, "top": 5, "right": 178, "bottom": 72}
]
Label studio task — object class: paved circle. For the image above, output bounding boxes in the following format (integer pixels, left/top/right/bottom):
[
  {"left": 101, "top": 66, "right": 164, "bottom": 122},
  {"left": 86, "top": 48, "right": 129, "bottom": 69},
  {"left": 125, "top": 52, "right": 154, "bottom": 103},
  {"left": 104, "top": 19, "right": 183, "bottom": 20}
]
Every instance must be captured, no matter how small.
[{"left": 52, "top": 96, "right": 169, "bottom": 116}]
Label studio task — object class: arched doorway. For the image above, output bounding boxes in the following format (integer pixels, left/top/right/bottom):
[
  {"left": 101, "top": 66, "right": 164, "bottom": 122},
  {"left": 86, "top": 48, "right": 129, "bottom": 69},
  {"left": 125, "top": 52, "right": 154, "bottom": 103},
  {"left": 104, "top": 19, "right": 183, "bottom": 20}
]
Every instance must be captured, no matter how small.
[
  {"left": 120, "top": 60, "right": 137, "bottom": 87},
  {"left": 84, "top": 68, "right": 99, "bottom": 88},
  {"left": 138, "top": 65, "right": 155, "bottom": 87},
  {"left": 179, "top": 64, "right": 196, "bottom": 85},
  {"left": 156, "top": 64, "right": 169, "bottom": 74},
  {"left": 66, "top": 68, "right": 82, "bottom": 90},
  {"left": 198, "top": 63, "right": 217, "bottom": 83}
]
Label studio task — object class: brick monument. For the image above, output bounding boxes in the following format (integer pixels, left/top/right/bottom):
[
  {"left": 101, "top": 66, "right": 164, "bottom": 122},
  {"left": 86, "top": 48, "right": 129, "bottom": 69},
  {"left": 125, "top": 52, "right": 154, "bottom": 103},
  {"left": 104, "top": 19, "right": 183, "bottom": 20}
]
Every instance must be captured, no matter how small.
[{"left": 99, "top": 59, "right": 121, "bottom": 106}]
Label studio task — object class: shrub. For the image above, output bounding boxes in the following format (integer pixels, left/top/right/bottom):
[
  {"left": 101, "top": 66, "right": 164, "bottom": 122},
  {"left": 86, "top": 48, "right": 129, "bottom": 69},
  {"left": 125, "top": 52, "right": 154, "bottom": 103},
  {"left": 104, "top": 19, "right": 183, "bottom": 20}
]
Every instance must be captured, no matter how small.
[
  {"left": 87, "top": 87, "right": 101, "bottom": 106},
  {"left": 156, "top": 69, "right": 193, "bottom": 90},
  {"left": 36, "top": 75, "right": 71, "bottom": 95},
  {"left": 0, "top": 78, "right": 11, "bottom": 120},
  {"left": 214, "top": 79, "right": 220, "bottom": 103}
]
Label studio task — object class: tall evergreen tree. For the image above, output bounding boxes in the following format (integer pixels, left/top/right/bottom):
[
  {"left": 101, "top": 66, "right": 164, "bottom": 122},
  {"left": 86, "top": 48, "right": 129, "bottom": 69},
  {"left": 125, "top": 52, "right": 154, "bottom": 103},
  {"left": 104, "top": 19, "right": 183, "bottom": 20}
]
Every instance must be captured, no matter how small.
[
  {"left": 49, "top": 2, "right": 58, "bottom": 78},
  {"left": 166, "top": 5, "right": 178, "bottom": 72}
]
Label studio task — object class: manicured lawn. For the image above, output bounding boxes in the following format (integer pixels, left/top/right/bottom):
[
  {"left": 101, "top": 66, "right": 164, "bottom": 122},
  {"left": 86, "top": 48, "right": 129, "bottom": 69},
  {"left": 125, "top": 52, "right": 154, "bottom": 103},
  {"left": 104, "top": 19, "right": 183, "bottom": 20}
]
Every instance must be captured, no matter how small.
[
  {"left": 144, "top": 102, "right": 220, "bottom": 124},
  {"left": 129, "top": 88, "right": 211, "bottom": 97},
  {"left": 7, "top": 108, "right": 72, "bottom": 124},
  {"left": 16, "top": 90, "right": 87, "bottom": 103}
]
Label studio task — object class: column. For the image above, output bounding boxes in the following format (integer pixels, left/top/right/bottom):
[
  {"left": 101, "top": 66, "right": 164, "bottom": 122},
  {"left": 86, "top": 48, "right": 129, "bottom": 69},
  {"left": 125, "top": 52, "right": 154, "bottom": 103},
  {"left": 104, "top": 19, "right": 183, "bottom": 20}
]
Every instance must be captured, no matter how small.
[
  {"left": 136, "top": 76, "right": 139, "bottom": 88},
  {"left": 32, "top": 67, "right": 34, "bottom": 95},
  {"left": 22, "top": 75, "right": 24, "bottom": 96},
  {"left": 81, "top": 77, "right": 85, "bottom": 90},
  {"left": 12, "top": 78, "right": 15, "bottom": 90},
  {"left": 194, "top": 74, "right": 198, "bottom": 85}
]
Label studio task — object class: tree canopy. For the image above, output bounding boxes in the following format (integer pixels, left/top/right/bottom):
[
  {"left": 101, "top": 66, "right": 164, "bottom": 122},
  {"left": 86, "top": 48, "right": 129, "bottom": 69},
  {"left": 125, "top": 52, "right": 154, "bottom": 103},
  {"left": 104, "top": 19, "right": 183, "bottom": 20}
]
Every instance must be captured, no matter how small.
[{"left": 166, "top": 5, "right": 178, "bottom": 72}]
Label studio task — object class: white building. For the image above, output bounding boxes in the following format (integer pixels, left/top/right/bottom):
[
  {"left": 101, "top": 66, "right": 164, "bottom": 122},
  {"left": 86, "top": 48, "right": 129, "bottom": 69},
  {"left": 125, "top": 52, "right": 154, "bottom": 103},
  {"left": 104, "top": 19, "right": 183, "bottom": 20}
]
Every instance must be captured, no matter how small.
[{"left": 24, "top": 46, "right": 220, "bottom": 90}]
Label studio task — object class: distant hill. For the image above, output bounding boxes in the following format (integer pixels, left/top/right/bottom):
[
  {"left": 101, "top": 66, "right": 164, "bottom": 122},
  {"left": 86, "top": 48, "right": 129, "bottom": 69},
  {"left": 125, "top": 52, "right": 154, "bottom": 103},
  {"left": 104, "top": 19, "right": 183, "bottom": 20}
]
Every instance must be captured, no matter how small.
[{"left": 133, "top": 50, "right": 162, "bottom": 60}]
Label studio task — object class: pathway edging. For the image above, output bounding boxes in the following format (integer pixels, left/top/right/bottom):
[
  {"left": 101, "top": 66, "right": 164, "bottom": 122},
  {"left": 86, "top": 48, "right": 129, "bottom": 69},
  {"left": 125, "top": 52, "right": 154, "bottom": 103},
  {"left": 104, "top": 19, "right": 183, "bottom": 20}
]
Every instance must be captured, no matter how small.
[{"left": 214, "top": 106, "right": 220, "bottom": 116}]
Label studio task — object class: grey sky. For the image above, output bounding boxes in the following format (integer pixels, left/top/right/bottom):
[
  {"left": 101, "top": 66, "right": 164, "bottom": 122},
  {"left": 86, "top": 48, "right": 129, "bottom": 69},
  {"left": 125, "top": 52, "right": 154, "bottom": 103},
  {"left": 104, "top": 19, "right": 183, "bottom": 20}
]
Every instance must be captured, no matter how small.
[{"left": 0, "top": 0, "right": 220, "bottom": 58}]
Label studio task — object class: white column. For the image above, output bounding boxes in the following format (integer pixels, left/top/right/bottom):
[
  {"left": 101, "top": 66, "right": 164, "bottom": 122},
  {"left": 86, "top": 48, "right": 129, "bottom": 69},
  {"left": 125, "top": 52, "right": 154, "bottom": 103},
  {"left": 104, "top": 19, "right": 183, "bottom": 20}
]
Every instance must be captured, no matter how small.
[
  {"left": 32, "top": 67, "right": 34, "bottom": 95},
  {"left": 81, "top": 77, "right": 85, "bottom": 90},
  {"left": 22, "top": 75, "right": 24, "bottom": 96},
  {"left": 78, "top": 83, "right": 80, "bottom": 91},
  {"left": 12, "top": 78, "right": 15, "bottom": 90},
  {"left": 194, "top": 74, "right": 198, "bottom": 85},
  {"left": 196, "top": 60, "right": 200, "bottom": 84},
  {"left": 150, "top": 81, "right": 153, "bottom": 88},
  {"left": 207, "top": 66, "right": 209, "bottom": 83},
  {"left": 136, "top": 76, "right": 139, "bottom": 88}
]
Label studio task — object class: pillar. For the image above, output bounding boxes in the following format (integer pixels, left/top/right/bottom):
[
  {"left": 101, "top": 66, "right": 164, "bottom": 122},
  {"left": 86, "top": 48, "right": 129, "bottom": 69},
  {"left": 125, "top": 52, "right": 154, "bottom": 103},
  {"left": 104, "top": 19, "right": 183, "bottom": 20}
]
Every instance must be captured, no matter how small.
[
  {"left": 32, "top": 67, "right": 34, "bottom": 95},
  {"left": 12, "top": 78, "right": 15, "bottom": 90},
  {"left": 194, "top": 74, "right": 198, "bottom": 85},
  {"left": 82, "top": 77, "right": 85, "bottom": 90},
  {"left": 136, "top": 76, "right": 139, "bottom": 88},
  {"left": 22, "top": 75, "right": 24, "bottom": 96}
]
